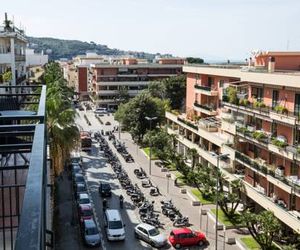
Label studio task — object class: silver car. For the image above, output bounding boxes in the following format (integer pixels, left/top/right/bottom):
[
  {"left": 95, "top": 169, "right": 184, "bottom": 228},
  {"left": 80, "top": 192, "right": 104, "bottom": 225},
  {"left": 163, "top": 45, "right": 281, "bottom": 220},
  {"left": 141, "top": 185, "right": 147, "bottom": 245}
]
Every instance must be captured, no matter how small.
[
  {"left": 83, "top": 219, "right": 101, "bottom": 247},
  {"left": 134, "top": 223, "right": 167, "bottom": 247}
]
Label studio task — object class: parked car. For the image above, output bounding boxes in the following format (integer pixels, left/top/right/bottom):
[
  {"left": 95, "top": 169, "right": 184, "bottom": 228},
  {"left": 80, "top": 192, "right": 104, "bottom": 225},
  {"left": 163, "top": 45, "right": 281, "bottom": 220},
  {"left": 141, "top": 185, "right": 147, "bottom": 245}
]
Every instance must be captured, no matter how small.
[
  {"left": 99, "top": 182, "right": 112, "bottom": 197},
  {"left": 75, "top": 183, "right": 87, "bottom": 199},
  {"left": 134, "top": 223, "right": 167, "bottom": 248},
  {"left": 73, "top": 173, "right": 85, "bottom": 187},
  {"left": 78, "top": 204, "right": 93, "bottom": 224},
  {"left": 72, "top": 164, "right": 83, "bottom": 179},
  {"left": 104, "top": 209, "right": 125, "bottom": 241},
  {"left": 168, "top": 228, "right": 207, "bottom": 249},
  {"left": 78, "top": 193, "right": 92, "bottom": 207},
  {"left": 82, "top": 219, "right": 101, "bottom": 247}
]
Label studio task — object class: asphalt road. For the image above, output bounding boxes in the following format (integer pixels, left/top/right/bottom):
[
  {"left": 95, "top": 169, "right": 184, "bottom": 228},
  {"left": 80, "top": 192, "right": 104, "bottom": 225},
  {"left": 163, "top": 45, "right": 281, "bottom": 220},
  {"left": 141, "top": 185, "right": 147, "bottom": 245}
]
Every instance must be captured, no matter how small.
[{"left": 77, "top": 111, "right": 166, "bottom": 250}]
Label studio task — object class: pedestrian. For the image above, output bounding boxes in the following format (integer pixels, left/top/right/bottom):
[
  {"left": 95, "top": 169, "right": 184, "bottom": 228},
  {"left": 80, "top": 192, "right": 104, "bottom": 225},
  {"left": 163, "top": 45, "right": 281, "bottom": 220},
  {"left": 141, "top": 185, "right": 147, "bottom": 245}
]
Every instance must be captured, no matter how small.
[{"left": 102, "top": 198, "right": 107, "bottom": 211}]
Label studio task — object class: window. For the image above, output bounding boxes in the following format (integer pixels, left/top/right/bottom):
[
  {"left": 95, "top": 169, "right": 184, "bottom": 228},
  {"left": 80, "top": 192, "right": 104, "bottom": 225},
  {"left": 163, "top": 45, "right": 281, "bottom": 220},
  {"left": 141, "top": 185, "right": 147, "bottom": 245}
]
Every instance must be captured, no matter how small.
[
  {"left": 290, "top": 162, "right": 298, "bottom": 176},
  {"left": 294, "top": 94, "right": 300, "bottom": 116},
  {"left": 248, "top": 143, "right": 254, "bottom": 153},
  {"left": 252, "top": 87, "right": 264, "bottom": 101},
  {"left": 208, "top": 77, "right": 214, "bottom": 87},
  {"left": 219, "top": 80, "right": 225, "bottom": 88},
  {"left": 272, "top": 90, "right": 279, "bottom": 108}
]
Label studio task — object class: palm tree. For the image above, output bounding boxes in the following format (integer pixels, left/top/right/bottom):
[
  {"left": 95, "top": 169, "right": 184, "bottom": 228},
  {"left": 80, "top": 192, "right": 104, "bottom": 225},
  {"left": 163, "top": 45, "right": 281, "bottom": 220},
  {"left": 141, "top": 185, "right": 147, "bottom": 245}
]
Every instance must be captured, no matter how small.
[{"left": 31, "top": 62, "right": 79, "bottom": 175}]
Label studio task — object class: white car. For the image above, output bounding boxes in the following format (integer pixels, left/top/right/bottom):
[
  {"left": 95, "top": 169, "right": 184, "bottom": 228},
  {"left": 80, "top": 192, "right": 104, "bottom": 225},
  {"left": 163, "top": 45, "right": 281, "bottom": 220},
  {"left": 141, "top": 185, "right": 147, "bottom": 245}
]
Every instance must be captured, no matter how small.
[
  {"left": 78, "top": 193, "right": 92, "bottom": 207},
  {"left": 134, "top": 223, "right": 167, "bottom": 247}
]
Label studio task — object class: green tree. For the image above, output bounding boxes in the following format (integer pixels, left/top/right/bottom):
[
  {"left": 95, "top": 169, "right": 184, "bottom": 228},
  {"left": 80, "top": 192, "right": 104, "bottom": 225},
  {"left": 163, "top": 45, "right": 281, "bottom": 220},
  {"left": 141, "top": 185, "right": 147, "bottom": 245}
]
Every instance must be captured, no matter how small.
[
  {"left": 115, "top": 86, "right": 130, "bottom": 104},
  {"left": 218, "top": 179, "right": 243, "bottom": 218},
  {"left": 2, "top": 71, "right": 12, "bottom": 82},
  {"left": 243, "top": 210, "right": 281, "bottom": 250},
  {"left": 163, "top": 75, "right": 186, "bottom": 110},
  {"left": 115, "top": 92, "right": 169, "bottom": 142},
  {"left": 186, "top": 57, "right": 204, "bottom": 64},
  {"left": 187, "top": 148, "right": 199, "bottom": 171},
  {"left": 146, "top": 81, "right": 166, "bottom": 99},
  {"left": 32, "top": 62, "right": 79, "bottom": 175}
]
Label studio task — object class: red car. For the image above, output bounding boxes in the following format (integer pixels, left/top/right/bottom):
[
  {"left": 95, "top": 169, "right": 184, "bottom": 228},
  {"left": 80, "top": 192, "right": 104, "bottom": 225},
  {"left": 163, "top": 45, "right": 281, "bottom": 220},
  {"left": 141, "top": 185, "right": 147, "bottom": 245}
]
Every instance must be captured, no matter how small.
[
  {"left": 78, "top": 204, "right": 93, "bottom": 224},
  {"left": 169, "top": 228, "right": 207, "bottom": 249}
]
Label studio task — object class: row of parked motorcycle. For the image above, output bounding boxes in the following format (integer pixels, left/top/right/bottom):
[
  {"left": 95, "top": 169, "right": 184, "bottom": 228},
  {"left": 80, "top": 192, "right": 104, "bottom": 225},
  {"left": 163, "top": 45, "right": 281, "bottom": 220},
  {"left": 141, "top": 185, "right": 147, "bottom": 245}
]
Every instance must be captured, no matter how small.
[{"left": 111, "top": 137, "right": 134, "bottom": 163}]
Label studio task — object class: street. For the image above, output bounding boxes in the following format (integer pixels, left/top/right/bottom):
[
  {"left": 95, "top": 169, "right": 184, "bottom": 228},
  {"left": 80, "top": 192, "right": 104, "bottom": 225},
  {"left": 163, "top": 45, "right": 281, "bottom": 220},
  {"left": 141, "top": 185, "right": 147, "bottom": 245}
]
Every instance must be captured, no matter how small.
[{"left": 54, "top": 108, "right": 241, "bottom": 250}]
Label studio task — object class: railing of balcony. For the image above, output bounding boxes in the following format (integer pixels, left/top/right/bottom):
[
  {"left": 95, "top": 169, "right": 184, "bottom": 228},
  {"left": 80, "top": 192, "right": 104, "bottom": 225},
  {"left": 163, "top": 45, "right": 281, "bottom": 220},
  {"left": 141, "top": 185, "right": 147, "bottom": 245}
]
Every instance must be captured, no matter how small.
[
  {"left": 222, "top": 95, "right": 300, "bottom": 119},
  {"left": 194, "top": 102, "right": 216, "bottom": 111},
  {"left": 0, "top": 85, "right": 49, "bottom": 250},
  {"left": 194, "top": 84, "right": 212, "bottom": 91},
  {"left": 235, "top": 151, "right": 300, "bottom": 195},
  {"left": 177, "top": 117, "right": 198, "bottom": 130}
]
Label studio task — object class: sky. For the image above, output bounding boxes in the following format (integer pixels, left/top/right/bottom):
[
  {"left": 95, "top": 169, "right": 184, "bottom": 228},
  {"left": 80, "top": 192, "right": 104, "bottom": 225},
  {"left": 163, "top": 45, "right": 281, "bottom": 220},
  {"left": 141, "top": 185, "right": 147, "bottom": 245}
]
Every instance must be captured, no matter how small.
[{"left": 3, "top": 0, "right": 300, "bottom": 60}]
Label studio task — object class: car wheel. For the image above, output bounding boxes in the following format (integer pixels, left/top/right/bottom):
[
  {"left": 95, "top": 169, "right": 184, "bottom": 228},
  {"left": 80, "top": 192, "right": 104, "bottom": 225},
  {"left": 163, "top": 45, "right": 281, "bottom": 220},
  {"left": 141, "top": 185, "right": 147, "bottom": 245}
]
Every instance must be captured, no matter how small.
[
  {"left": 198, "top": 240, "right": 204, "bottom": 246},
  {"left": 175, "top": 243, "right": 181, "bottom": 249}
]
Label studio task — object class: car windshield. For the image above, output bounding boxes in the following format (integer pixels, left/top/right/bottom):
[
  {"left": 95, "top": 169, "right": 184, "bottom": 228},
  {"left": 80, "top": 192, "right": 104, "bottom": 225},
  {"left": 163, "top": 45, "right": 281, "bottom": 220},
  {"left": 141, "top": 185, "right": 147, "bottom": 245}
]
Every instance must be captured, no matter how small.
[
  {"left": 108, "top": 220, "right": 123, "bottom": 229},
  {"left": 82, "top": 209, "right": 92, "bottom": 217},
  {"left": 86, "top": 227, "right": 99, "bottom": 235},
  {"left": 78, "top": 186, "right": 86, "bottom": 192},
  {"left": 148, "top": 228, "right": 160, "bottom": 236},
  {"left": 102, "top": 184, "right": 110, "bottom": 190},
  {"left": 80, "top": 198, "right": 90, "bottom": 204},
  {"left": 76, "top": 176, "right": 84, "bottom": 182}
]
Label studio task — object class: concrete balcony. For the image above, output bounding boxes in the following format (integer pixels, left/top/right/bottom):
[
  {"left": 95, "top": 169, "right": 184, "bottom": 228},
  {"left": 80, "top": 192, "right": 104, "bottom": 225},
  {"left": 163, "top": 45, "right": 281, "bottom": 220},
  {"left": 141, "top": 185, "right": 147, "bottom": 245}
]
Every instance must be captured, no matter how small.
[
  {"left": 243, "top": 182, "right": 300, "bottom": 233},
  {"left": 0, "top": 53, "right": 11, "bottom": 64},
  {"left": 194, "top": 84, "right": 218, "bottom": 96},
  {"left": 167, "top": 127, "right": 228, "bottom": 168},
  {"left": 193, "top": 102, "right": 217, "bottom": 116},
  {"left": 269, "top": 110, "right": 297, "bottom": 126},
  {"left": 221, "top": 119, "right": 236, "bottom": 135},
  {"left": 268, "top": 143, "right": 294, "bottom": 161},
  {"left": 165, "top": 111, "right": 227, "bottom": 147}
]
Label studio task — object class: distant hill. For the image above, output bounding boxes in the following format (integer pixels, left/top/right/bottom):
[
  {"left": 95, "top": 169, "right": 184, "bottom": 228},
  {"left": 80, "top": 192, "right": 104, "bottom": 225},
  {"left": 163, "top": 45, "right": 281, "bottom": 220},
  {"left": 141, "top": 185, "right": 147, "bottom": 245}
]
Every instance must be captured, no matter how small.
[{"left": 27, "top": 37, "right": 170, "bottom": 61}]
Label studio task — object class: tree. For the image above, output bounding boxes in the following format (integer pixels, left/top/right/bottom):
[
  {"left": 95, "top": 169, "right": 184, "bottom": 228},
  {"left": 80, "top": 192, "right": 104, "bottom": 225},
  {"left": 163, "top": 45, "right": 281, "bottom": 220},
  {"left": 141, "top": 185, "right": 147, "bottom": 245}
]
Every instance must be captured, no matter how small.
[
  {"left": 115, "top": 86, "right": 130, "bottom": 104},
  {"left": 163, "top": 75, "right": 186, "bottom": 110},
  {"left": 146, "top": 81, "right": 166, "bottom": 99},
  {"left": 31, "top": 62, "right": 79, "bottom": 175},
  {"left": 186, "top": 57, "right": 204, "bottom": 64},
  {"left": 218, "top": 179, "right": 243, "bottom": 218},
  {"left": 143, "top": 129, "right": 173, "bottom": 161},
  {"left": 242, "top": 210, "right": 281, "bottom": 250},
  {"left": 115, "top": 92, "right": 169, "bottom": 142},
  {"left": 187, "top": 148, "right": 199, "bottom": 171}
]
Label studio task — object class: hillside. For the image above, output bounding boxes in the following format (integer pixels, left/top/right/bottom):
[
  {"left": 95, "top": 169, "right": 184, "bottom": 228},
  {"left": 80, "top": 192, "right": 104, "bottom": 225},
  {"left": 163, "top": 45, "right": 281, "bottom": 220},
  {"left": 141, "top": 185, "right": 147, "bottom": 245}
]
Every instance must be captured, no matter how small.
[{"left": 27, "top": 37, "right": 166, "bottom": 60}]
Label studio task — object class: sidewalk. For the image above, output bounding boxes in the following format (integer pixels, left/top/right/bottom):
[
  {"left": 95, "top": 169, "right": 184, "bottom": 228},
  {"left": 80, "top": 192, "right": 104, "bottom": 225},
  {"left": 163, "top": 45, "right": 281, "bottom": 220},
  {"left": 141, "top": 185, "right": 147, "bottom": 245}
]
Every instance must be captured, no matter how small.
[{"left": 93, "top": 112, "right": 246, "bottom": 250}]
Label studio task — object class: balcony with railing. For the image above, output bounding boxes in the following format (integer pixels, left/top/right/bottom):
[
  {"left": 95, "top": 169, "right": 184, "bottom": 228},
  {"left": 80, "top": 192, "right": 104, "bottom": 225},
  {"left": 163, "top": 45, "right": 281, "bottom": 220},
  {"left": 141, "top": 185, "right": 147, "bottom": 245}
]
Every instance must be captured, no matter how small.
[
  {"left": 194, "top": 84, "right": 218, "bottom": 96},
  {"left": 193, "top": 102, "right": 217, "bottom": 115},
  {"left": 0, "top": 85, "right": 51, "bottom": 250}
]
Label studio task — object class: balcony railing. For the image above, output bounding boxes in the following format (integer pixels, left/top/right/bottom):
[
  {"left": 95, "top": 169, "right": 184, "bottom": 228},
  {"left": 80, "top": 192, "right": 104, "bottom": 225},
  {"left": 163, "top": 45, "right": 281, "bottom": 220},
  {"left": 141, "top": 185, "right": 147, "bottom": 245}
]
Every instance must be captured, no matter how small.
[
  {"left": 177, "top": 117, "right": 198, "bottom": 130},
  {"left": 235, "top": 151, "right": 300, "bottom": 195},
  {"left": 194, "top": 85, "right": 211, "bottom": 91},
  {"left": 194, "top": 102, "right": 216, "bottom": 111}
]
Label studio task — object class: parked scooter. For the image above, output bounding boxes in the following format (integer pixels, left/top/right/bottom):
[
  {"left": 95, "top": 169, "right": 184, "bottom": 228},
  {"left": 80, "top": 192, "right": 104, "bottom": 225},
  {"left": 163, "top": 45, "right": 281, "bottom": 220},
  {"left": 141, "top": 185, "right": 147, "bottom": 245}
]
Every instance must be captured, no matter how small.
[
  {"left": 173, "top": 216, "right": 189, "bottom": 227},
  {"left": 150, "top": 186, "right": 161, "bottom": 196}
]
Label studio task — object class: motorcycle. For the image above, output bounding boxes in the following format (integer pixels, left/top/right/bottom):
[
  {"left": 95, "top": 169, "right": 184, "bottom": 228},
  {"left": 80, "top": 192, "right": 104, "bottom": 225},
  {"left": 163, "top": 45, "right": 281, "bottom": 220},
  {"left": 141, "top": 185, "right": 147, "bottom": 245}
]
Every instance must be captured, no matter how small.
[
  {"left": 150, "top": 186, "right": 160, "bottom": 196},
  {"left": 173, "top": 216, "right": 189, "bottom": 227}
]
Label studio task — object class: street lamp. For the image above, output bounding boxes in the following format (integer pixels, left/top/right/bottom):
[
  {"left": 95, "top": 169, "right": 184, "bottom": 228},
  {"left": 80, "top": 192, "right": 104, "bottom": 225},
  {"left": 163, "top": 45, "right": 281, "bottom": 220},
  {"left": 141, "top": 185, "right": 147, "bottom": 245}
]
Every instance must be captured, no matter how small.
[
  {"left": 145, "top": 116, "right": 157, "bottom": 175},
  {"left": 215, "top": 153, "right": 230, "bottom": 250}
]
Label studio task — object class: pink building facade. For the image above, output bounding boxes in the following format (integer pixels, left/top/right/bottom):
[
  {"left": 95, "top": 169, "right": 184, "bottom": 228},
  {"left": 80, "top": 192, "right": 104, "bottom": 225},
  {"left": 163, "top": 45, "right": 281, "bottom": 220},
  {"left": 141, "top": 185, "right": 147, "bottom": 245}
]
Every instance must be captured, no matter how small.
[{"left": 165, "top": 51, "right": 300, "bottom": 235}]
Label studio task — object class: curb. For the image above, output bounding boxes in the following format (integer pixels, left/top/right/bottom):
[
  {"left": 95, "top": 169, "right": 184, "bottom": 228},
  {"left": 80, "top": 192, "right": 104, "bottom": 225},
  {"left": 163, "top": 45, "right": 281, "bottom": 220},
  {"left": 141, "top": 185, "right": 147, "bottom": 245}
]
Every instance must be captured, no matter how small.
[{"left": 236, "top": 239, "right": 247, "bottom": 250}]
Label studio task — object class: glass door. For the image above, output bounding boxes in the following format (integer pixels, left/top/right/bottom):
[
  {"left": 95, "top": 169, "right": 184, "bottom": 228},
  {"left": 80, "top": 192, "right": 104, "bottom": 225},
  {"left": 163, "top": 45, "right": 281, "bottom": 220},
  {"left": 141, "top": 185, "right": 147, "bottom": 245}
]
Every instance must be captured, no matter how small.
[
  {"left": 294, "top": 93, "right": 300, "bottom": 116},
  {"left": 272, "top": 90, "right": 279, "bottom": 108}
]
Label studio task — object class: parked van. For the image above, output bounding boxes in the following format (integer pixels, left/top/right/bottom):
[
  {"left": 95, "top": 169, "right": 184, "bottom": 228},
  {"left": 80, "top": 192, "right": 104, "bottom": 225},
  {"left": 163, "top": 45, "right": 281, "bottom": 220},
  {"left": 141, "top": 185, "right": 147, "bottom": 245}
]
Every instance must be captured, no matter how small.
[{"left": 104, "top": 209, "right": 125, "bottom": 241}]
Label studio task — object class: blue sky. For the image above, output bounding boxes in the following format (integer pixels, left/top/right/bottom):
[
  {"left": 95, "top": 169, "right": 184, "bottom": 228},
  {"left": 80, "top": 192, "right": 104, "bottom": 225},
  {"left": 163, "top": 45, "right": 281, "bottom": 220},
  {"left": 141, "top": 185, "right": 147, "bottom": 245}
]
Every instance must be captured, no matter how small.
[{"left": 4, "top": 0, "right": 300, "bottom": 60}]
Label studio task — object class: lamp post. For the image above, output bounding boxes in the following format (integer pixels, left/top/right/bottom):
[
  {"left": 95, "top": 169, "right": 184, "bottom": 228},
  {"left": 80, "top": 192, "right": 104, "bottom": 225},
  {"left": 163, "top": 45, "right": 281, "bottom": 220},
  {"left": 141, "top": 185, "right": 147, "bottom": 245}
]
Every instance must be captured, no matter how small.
[
  {"left": 215, "top": 153, "right": 229, "bottom": 250},
  {"left": 145, "top": 116, "right": 157, "bottom": 175}
]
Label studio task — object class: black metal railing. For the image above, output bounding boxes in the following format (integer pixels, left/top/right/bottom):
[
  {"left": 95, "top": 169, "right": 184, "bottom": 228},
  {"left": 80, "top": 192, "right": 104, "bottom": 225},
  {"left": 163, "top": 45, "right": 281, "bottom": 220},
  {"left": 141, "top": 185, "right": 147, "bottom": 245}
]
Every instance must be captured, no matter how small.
[
  {"left": 194, "top": 102, "right": 216, "bottom": 112},
  {"left": 0, "top": 85, "right": 48, "bottom": 250},
  {"left": 194, "top": 84, "right": 212, "bottom": 91},
  {"left": 177, "top": 117, "right": 198, "bottom": 130}
]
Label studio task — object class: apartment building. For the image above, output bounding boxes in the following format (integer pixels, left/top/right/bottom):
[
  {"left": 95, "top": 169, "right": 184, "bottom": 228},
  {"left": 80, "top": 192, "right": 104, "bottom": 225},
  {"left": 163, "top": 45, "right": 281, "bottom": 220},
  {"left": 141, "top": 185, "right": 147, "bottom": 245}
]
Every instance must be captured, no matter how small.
[
  {"left": 165, "top": 51, "right": 300, "bottom": 234},
  {"left": 89, "top": 57, "right": 185, "bottom": 109},
  {"left": 0, "top": 14, "right": 27, "bottom": 95}
]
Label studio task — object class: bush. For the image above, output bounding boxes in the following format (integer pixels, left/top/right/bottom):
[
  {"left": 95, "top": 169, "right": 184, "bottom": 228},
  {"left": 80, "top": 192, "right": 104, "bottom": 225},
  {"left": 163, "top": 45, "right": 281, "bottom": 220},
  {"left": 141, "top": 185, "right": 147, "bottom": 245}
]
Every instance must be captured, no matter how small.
[
  {"left": 226, "top": 87, "right": 238, "bottom": 104},
  {"left": 239, "top": 98, "right": 250, "bottom": 106},
  {"left": 271, "top": 138, "right": 288, "bottom": 148},
  {"left": 253, "top": 131, "right": 267, "bottom": 141},
  {"left": 274, "top": 105, "right": 288, "bottom": 114},
  {"left": 253, "top": 100, "right": 266, "bottom": 108}
]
